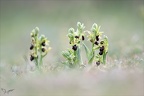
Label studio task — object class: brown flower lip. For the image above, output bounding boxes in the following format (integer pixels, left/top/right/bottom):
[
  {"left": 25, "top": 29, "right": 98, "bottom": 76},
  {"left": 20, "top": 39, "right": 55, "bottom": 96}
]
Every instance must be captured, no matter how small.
[
  {"left": 72, "top": 45, "right": 77, "bottom": 51},
  {"left": 41, "top": 41, "right": 45, "bottom": 46},
  {"left": 96, "top": 61, "right": 100, "bottom": 66},
  {"left": 75, "top": 36, "right": 79, "bottom": 38},
  {"left": 94, "top": 41, "right": 99, "bottom": 45},
  {"left": 30, "top": 44, "right": 34, "bottom": 50},
  {"left": 96, "top": 35, "right": 99, "bottom": 41},
  {"left": 100, "top": 46, "right": 104, "bottom": 51},
  {"left": 99, "top": 51, "right": 103, "bottom": 55},
  {"left": 42, "top": 48, "right": 45, "bottom": 52},
  {"left": 82, "top": 36, "right": 85, "bottom": 40},
  {"left": 30, "top": 55, "right": 34, "bottom": 61}
]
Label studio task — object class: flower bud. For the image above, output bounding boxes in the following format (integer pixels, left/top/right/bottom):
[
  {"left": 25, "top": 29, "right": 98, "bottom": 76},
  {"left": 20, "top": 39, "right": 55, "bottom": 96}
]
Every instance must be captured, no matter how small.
[
  {"left": 77, "top": 22, "right": 85, "bottom": 31},
  {"left": 35, "top": 27, "right": 39, "bottom": 35},
  {"left": 90, "top": 39, "right": 94, "bottom": 43},
  {"left": 40, "top": 35, "right": 45, "bottom": 40},
  {"left": 69, "top": 28, "right": 75, "bottom": 33},
  {"left": 77, "top": 22, "right": 81, "bottom": 27},
  {"left": 92, "top": 23, "right": 97, "bottom": 29},
  {"left": 69, "top": 41, "right": 71, "bottom": 44},
  {"left": 30, "top": 31, "right": 35, "bottom": 37}
]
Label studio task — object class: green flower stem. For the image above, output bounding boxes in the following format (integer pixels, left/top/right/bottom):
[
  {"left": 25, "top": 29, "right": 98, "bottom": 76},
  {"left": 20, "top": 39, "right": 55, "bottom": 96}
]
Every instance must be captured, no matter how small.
[
  {"left": 80, "top": 49, "right": 83, "bottom": 65},
  {"left": 34, "top": 59, "right": 38, "bottom": 68},
  {"left": 77, "top": 47, "right": 83, "bottom": 65},
  {"left": 35, "top": 35, "right": 39, "bottom": 67},
  {"left": 79, "top": 42, "right": 83, "bottom": 65},
  {"left": 39, "top": 51, "right": 43, "bottom": 66},
  {"left": 88, "top": 43, "right": 95, "bottom": 64},
  {"left": 74, "top": 50, "right": 77, "bottom": 64}
]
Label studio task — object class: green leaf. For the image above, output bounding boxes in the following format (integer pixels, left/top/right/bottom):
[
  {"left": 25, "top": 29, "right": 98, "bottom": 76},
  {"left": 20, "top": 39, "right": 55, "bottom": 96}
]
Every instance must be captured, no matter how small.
[
  {"left": 104, "top": 35, "right": 109, "bottom": 52},
  {"left": 103, "top": 52, "right": 108, "bottom": 64},
  {"left": 77, "top": 48, "right": 81, "bottom": 64},
  {"left": 82, "top": 42, "right": 90, "bottom": 59},
  {"left": 88, "top": 52, "right": 95, "bottom": 64},
  {"left": 93, "top": 46, "right": 100, "bottom": 50},
  {"left": 62, "top": 51, "right": 69, "bottom": 59}
]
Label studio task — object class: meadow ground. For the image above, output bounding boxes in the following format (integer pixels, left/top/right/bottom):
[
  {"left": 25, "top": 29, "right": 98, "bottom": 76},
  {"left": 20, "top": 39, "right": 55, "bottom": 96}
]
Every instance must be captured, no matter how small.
[{"left": 0, "top": 0, "right": 144, "bottom": 96}]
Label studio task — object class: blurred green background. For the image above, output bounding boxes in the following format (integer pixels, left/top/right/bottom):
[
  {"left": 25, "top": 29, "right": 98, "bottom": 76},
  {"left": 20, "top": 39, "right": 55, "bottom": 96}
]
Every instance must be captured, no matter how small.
[
  {"left": 0, "top": 1, "right": 144, "bottom": 96},
  {"left": 0, "top": 0, "right": 144, "bottom": 61}
]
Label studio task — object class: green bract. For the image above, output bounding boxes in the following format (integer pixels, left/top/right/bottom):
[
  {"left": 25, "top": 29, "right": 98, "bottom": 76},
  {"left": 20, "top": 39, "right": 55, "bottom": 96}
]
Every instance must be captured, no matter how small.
[{"left": 30, "top": 27, "right": 51, "bottom": 70}]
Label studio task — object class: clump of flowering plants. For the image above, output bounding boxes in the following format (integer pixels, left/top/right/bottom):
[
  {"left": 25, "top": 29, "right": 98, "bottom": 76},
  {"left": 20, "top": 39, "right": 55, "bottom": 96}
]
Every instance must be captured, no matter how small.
[
  {"left": 30, "top": 27, "right": 51, "bottom": 69},
  {"left": 62, "top": 22, "right": 85, "bottom": 68},
  {"left": 62, "top": 22, "right": 108, "bottom": 68},
  {"left": 84, "top": 23, "right": 108, "bottom": 65}
]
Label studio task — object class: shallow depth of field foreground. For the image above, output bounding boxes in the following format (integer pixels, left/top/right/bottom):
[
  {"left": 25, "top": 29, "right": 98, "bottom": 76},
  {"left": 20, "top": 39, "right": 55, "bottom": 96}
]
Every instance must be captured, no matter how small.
[{"left": 0, "top": 0, "right": 144, "bottom": 96}]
